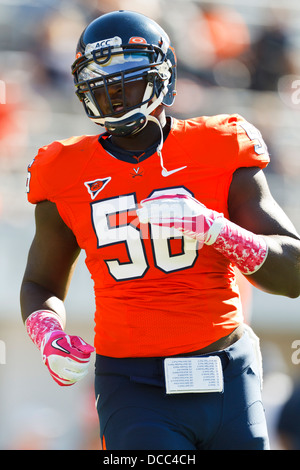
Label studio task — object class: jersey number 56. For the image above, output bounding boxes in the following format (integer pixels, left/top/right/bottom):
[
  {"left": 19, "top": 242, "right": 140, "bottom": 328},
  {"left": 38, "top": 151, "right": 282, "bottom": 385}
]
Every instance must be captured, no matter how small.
[{"left": 91, "top": 187, "right": 198, "bottom": 281}]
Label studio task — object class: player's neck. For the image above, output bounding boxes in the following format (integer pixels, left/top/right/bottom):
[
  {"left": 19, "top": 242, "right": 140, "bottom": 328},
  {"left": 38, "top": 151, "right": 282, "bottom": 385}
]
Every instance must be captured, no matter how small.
[{"left": 110, "top": 109, "right": 167, "bottom": 152}]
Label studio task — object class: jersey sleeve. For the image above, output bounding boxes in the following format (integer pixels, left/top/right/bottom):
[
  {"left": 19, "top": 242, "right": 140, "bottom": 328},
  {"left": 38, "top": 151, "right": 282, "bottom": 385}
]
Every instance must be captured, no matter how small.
[
  {"left": 228, "top": 114, "right": 270, "bottom": 170},
  {"left": 183, "top": 114, "right": 270, "bottom": 172},
  {"left": 26, "top": 141, "right": 62, "bottom": 204}
]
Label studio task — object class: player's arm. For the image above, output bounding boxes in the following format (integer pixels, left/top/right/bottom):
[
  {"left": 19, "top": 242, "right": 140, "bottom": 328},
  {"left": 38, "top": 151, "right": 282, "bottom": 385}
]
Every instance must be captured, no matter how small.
[
  {"left": 228, "top": 166, "right": 300, "bottom": 297},
  {"left": 20, "top": 201, "right": 94, "bottom": 386},
  {"left": 20, "top": 200, "right": 80, "bottom": 323},
  {"left": 138, "top": 168, "right": 300, "bottom": 299}
]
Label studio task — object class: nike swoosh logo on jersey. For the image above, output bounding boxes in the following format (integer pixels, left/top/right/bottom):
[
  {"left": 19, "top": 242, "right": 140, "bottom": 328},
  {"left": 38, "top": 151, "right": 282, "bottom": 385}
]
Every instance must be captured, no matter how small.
[
  {"left": 51, "top": 338, "right": 70, "bottom": 354},
  {"left": 161, "top": 166, "right": 187, "bottom": 177}
]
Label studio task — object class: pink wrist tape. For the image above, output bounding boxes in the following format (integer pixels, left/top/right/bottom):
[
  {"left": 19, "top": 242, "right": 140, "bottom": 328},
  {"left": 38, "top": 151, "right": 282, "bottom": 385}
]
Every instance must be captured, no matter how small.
[
  {"left": 25, "top": 310, "right": 64, "bottom": 350},
  {"left": 209, "top": 219, "right": 268, "bottom": 275}
]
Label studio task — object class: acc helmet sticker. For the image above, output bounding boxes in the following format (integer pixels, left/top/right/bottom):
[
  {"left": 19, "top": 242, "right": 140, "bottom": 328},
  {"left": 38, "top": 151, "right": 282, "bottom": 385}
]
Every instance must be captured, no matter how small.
[{"left": 85, "top": 37, "right": 122, "bottom": 57}]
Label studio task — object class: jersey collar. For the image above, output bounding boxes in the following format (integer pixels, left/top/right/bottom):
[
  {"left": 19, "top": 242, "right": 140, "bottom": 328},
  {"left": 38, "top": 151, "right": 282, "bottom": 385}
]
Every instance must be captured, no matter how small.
[{"left": 98, "top": 116, "right": 173, "bottom": 164}]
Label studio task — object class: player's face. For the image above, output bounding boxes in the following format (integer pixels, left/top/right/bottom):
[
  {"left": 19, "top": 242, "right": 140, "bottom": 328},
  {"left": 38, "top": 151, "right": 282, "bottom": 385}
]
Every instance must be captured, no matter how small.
[{"left": 93, "top": 78, "right": 147, "bottom": 118}]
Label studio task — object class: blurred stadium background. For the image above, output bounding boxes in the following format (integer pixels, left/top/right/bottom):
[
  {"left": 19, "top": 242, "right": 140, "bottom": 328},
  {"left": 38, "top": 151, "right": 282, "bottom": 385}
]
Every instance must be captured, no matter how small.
[{"left": 1, "top": 0, "right": 300, "bottom": 450}]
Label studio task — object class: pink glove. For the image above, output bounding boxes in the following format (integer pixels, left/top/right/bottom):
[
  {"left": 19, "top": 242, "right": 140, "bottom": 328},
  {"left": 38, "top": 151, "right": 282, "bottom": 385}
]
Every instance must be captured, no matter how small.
[
  {"left": 26, "top": 310, "right": 94, "bottom": 386},
  {"left": 138, "top": 193, "right": 268, "bottom": 275},
  {"left": 138, "top": 193, "right": 223, "bottom": 245}
]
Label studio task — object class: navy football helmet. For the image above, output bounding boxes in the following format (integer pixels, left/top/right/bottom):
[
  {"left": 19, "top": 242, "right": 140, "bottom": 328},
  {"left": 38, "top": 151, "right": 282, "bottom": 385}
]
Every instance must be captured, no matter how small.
[{"left": 71, "top": 10, "right": 177, "bottom": 136}]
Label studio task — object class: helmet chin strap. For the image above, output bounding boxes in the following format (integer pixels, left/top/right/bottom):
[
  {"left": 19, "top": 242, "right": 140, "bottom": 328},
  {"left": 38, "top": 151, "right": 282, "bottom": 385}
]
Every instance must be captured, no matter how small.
[
  {"left": 147, "top": 115, "right": 169, "bottom": 177},
  {"left": 102, "top": 81, "right": 162, "bottom": 136},
  {"left": 87, "top": 74, "right": 168, "bottom": 137}
]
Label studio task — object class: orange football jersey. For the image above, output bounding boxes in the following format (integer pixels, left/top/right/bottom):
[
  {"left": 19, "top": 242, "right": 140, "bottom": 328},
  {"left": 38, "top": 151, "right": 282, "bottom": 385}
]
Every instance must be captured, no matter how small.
[{"left": 26, "top": 114, "right": 269, "bottom": 357}]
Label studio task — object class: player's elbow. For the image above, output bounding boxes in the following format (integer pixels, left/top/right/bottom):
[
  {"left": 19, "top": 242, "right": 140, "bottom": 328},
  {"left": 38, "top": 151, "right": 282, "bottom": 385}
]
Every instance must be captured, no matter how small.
[
  {"left": 284, "top": 290, "right": 299, "bottom": 299},
  {"left": 283, "top": 272, "right": 300, "bottom": 298},
  {"left": 286, "top": 284, "right": 300, "bottom": 299},
  {"left": 250, "top": 271, "right": 300, "bottom": 299}
]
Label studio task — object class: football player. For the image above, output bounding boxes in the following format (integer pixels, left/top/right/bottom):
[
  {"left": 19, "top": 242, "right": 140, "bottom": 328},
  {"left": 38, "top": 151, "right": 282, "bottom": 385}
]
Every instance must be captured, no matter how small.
[{"left": 21, "top": 10, "right": 300, "bottom": 450}]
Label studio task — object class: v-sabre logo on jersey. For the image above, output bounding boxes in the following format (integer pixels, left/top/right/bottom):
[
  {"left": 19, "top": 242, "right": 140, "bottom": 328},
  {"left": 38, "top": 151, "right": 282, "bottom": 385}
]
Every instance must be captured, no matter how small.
[{"left": 84, "top": 177, "right": 111, "bottom": 199}]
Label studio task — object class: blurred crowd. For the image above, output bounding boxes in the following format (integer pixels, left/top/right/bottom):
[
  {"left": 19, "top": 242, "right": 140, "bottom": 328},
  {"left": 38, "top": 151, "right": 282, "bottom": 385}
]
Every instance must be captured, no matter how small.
[
  {"left": 0, "top": 1, "right": 300, "bottom": 190},
  {"left": 1, "top": 0, "right": 300, "bottom": 450},
  {"left": 0, "top": 0, "right": 300, "bottom": 228},
  {"left": 1, "top": 0, "right": 300, "bottom": 174}
]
